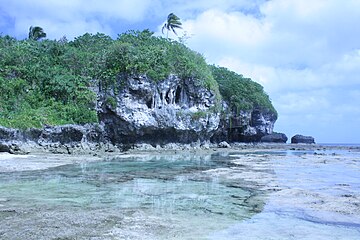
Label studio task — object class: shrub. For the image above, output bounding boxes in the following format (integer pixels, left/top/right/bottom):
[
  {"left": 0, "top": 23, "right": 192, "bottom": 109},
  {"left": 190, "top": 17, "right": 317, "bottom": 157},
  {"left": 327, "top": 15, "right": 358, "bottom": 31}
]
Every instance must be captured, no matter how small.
[{"left": 210, "top": 65, "right": 277, "bottom": 116}]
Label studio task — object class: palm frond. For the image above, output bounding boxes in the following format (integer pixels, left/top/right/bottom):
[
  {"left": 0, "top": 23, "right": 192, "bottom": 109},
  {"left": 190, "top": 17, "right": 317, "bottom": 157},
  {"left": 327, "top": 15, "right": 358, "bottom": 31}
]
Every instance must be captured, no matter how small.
[
  {"left": 163, "top": 13, "right": 182, "bottom": 38},
  {"left": 28, "top": 26, "right": 46, "bottom": 41}
]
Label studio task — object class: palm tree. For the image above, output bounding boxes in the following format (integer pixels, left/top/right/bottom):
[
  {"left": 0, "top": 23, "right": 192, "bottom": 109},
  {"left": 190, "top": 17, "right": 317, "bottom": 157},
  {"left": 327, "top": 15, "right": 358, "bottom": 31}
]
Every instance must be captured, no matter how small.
[
  {"left": 28, "top": 26, "right": 46, "bottom": 41},
  {"left": 162, "top": 13, "right": 182, "bottom": 38}
]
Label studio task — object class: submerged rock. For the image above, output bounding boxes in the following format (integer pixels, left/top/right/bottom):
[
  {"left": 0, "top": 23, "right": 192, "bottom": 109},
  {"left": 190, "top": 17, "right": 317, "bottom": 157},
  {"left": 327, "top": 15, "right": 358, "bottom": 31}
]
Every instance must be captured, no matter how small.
[
  {"left": 261, "top": 133, "right": 288, "bottom": 143},
  {"left": 291, "top": 134, "right": 315, "bottom": 144}
]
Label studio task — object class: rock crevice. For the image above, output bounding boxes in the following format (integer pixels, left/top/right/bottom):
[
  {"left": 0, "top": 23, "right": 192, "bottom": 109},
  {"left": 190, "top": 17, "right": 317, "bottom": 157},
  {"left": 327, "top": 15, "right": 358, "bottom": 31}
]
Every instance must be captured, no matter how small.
[
  {"left": 0, "top": 74, "right": 279, "bottom": 152},
  {"left": 98, "top": 75, "right": 220, "bottom": 145}
]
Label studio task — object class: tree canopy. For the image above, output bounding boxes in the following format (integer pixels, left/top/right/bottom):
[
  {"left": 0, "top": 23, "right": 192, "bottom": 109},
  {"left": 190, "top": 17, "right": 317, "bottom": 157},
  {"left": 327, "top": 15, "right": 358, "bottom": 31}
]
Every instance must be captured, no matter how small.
[
  {"left": 210, "top": 65, "right": 277, "bottom": 116},
  {"left": 28, "top": 26, "right": 47, "bottom": 41},
  {"left": 162, "top": 13, "right": 182, "bottom": 38},
  {"left": 0, "top": 30, "right": 276, "bottom": 129}
]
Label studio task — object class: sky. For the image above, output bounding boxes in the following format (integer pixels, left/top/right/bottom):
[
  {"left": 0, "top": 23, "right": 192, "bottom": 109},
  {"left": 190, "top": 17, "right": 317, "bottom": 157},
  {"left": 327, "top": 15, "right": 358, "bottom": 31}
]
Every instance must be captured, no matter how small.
[{"left": 1, "top": 0, "right": 360, "bottom": 143}]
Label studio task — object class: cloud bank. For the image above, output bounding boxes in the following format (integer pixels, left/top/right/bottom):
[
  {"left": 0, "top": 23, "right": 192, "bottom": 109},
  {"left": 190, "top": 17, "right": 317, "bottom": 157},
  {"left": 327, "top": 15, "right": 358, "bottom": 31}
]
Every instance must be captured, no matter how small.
[
  {"left": 1, "top": 0, "right": 359, "bottom": 142},
  {"left": 178, "top": 0, "right": 360, "bottom": 143}
]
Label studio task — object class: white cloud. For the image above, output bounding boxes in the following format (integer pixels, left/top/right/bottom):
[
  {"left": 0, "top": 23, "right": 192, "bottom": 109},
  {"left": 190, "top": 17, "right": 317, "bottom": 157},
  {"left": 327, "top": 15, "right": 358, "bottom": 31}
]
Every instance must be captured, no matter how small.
[
  {"left": 2, "top": 0, "right": 360, "bottom": 142},
  {"left": 177, "top": 0, "right": 360, "bottom": 142},
  {"left": 1, "top": 0, "right": 156, "bottom": 39}
]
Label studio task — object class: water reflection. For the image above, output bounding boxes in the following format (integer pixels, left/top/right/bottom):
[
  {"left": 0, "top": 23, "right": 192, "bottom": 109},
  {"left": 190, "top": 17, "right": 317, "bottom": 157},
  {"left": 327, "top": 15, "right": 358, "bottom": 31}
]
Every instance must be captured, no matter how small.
[{"left": 0, "top": 152, "right": 266, "bottom": 239}]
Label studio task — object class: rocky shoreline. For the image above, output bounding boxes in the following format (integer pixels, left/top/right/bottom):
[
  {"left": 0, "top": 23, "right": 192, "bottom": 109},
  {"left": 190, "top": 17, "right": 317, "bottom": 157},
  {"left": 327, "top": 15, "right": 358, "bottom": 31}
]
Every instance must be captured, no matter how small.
[
  {"left": 0, "top": 120, "right": 353, "bottom": 174},
  {"left": 0, "top": 123, "right": 320, "bottom": 156},
  {"left": 1, "top": 143, "right": 359, "bottom": 239},
  {"left": 1, "top": 74, "right": 316, "bottom": 154}
]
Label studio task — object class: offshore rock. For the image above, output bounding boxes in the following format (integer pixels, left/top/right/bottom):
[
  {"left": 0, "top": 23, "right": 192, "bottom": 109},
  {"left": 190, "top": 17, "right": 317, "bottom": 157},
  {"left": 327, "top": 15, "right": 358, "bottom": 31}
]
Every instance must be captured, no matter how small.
[
  {"left": 98, "top": 75, "right": 220, "bottom": 145},
  {"left": 291, "top": 134, "right": 315, "bottom": 144},
  {"left": 261, "top": 132, "right": 288, "bottom": 143}
]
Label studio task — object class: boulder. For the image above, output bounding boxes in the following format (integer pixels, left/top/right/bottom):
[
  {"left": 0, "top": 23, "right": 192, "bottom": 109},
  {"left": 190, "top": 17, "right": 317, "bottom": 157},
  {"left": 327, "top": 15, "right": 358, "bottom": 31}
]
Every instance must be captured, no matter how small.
[
  {"left": 291, "top": 134, "right": 315, "bottom": 144},
  {"left": 0, "top": 141, "right": 24, "bottom": 154},
  {"left": 0, "top": 142, "right": 10, "bottom": 152},
  {"left": 218, "top": 141, "right": 231, "bottom": 148},
  {"left": 261, "top": 133, "right": 288, "bottom": 143}
]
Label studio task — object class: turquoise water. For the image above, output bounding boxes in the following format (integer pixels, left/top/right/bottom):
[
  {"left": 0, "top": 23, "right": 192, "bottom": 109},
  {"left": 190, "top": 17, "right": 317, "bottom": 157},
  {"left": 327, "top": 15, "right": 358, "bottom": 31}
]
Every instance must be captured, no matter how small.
[
  {"left": 0, "top": 150, "right": 360, "bottom": 239},
  {"left": 0, "top": 152, "right": 264, "bottom": 239}
]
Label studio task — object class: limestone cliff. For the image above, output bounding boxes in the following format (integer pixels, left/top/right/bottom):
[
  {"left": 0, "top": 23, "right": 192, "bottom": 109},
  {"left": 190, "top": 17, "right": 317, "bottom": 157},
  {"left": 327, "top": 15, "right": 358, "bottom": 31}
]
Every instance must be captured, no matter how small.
[
  {"left": 98, "top": 75, "right": 220, "bottom": 145},
  {"left": 0, "top": 75, "right": 278, "bottom": 151},
  {"left": 212, "top": 107, "right": 277, "bottom": 142},
  {"left": 98, "top": 74, "right": 277, "bottom": 145}
]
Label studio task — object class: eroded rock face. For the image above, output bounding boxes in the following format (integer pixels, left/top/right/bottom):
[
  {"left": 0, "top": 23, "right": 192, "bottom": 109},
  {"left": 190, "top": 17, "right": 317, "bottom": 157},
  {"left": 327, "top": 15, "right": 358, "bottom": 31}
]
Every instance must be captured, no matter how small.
[
  {"left": 212, "top": 106, "right": 277, "bottom": 143},
  {"left": 98, "top": 75, "right": 220, "bottom": 145},
  {"left": 0, "top": 126, "right": 19, "bottom": 141},
  {"left": 0, "top": 124, "right": 113, "bottom": 154},
  {"left": 1, "top": 74, "right": 278, "bottom": 149}
]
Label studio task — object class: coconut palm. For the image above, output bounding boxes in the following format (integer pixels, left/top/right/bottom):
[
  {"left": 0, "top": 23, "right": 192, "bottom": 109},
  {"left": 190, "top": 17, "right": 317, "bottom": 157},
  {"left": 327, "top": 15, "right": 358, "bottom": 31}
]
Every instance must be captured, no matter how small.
[
  {"left": 162, "top": 13, "right": 182, "bottom": 38},
  {"left": 28, "top": 26, "right": 46, "bottom": 41}
]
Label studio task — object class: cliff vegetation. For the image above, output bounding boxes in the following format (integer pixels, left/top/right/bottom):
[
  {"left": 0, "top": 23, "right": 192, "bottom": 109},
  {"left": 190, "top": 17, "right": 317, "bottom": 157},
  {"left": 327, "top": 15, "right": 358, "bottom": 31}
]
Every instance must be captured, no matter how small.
[{"left": 0, "top": 30, "right": 276, "bottom": 129}]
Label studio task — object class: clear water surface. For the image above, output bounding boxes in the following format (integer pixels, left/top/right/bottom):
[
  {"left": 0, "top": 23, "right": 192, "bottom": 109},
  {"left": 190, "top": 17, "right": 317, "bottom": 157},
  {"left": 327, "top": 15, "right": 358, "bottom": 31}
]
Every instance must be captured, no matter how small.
[{"left": 0, "top": 149, "right": 359, "bottom": 239}]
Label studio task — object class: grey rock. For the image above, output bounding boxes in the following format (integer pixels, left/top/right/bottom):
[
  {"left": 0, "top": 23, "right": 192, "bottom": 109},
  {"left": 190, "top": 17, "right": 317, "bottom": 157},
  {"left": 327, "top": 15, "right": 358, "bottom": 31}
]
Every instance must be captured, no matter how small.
[
  {"left": 200, "top": 141, "right": 213, "bottom": 150},
  {"left": 212, "top": 106, "right": 277, "bottom": 143},
  {"left": 218, "top": 141, "right": 231, "bottom": 148},
  {"left": 0, "top": 142, "right": 10, "bottom": 153},
  {"left": 0, "top": 73, "right": 279, "bottom": 150},
  {"left": 98, "top": 74, "right": 277, "bottom": 145},
  {"left": 98, "top": 74, "right": 220, "bottom": 145},
  {"left": 163, "top": 143, "right": 183, "bottom": 150},
  {"left": 0, "top": 127, "right": 19, "bottom": 141},
  {"left": 291, "top": 134, "right": 315, "bottom": 144},
  {"left": 261, "top": 133, "right": 288, "bottom": 143},
  {"left": 0, "top": 124, "right": 117, "bottom": 154},
  {"left": 133, "top": 143, "right": 156, "bottom": 151},
  {"left": 0, "top": 141, "right": 26, "bottom": 154}
]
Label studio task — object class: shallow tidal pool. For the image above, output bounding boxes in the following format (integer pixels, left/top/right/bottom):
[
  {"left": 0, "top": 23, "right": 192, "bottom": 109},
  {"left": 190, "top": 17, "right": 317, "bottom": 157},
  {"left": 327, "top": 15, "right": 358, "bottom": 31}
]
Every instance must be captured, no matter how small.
[{"left": 0, "top": 149, "right": 360, "bottom": 239}]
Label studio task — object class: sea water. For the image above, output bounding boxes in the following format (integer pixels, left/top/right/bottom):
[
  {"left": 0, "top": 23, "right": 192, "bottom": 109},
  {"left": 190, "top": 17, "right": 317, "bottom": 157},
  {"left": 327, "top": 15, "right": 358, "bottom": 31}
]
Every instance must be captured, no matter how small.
[{"left": 0, "top": 149, "right": 359, "bottom": 239}]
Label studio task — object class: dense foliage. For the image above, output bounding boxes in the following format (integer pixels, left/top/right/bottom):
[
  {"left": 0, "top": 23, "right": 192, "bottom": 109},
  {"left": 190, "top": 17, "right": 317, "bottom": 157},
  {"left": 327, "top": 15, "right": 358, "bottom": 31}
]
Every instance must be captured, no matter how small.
[
  {"left": 0, "top": 30, "right": 276, "bottom": 129},
  {"left": 106, "top": 30, "right": 218, "bottom": 92},
  {"left": 210, "top": 65, "right": 277, "bottom": 116},
  {"left": 0, "top": 35, "right": 99, "bottom": 128}
]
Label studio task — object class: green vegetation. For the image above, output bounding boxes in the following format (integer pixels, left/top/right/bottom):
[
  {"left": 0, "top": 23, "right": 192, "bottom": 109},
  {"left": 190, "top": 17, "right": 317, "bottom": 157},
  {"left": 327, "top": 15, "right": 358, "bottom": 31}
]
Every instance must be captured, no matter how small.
[
  {"left": 0, "top": 34, "right": 99, "bottom": 128},
  {"left": 0, "top": 29, "right": 276, "bottom": 129},
  {"left": 191, "top": 111, "right": 208, "bottom": 120},
  {"left": 162, "top": 13, "right": 183, "bottom": 38},
  {"left": 210, "top": 65, "right": 277, "bottom": 116},
  {"left": 28, "top": 26, "right": 47, "bottom": 41}
]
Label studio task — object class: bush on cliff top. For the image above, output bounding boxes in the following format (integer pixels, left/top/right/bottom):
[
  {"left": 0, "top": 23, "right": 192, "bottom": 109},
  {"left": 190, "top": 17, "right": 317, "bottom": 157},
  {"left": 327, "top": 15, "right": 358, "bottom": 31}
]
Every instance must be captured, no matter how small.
[
  {"left": 0, "top": 30, "right": 276, "bottom": 129},
  {"left": 0, "top": 35, "right": 98, "bottom": 128},
  {"left": 104, "top": 30, "right": 219, "bottom": 94},
  {"left": 210, "top": 65, "right": 277, "bottom": 116}
]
